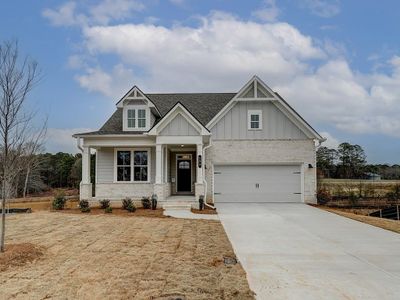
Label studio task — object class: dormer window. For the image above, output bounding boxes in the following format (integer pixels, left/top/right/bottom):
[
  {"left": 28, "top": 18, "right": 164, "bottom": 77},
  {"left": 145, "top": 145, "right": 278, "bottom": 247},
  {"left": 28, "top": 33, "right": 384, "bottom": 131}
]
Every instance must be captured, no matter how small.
[
  {"left": 138, "top": 109, "right": 146, "bottom": 128},
  {"left": 127, "top": 109, "right": 136, "bottom": 128},
  {"left": 124, "top": 107, "right": 148, "bottom": 131}
]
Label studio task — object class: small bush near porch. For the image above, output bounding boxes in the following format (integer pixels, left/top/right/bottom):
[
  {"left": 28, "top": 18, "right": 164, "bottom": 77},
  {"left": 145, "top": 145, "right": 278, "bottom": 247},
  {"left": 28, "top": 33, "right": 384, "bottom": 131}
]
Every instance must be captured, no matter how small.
[{"left": 0, "top": 212, "right": 254, "bottom": 299}]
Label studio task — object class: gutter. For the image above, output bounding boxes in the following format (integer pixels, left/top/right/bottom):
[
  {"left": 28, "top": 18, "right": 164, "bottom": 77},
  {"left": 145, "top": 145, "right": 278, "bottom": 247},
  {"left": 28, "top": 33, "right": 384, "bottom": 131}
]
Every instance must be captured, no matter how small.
[{"left": 202, "top": 140, "right": 216, "bottom": 210}]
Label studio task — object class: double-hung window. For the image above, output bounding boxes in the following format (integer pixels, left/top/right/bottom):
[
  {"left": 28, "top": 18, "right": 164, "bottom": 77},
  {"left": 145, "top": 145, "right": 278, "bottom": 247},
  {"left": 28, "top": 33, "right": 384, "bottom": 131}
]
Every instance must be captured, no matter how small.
[
  {"left": 116, "top": 151, "right": 131, "bottom": 182},
  {"left": 134, "top": 151, "right": 148, "bottom": 181},
  {"left": 127, "top": 109, "right": 136, "bottom": 128},
  {"left": 248, "top": 110, "right": 262, "bottom": 130},
  {"left": 137, "top": 109, "right": 146, "bottom": 128},
  {"left": 126, "top": 108, "right": 146, "bottom": 129},
  {"left": 116, "top": 149, "right": 149, "bottom": 182}
]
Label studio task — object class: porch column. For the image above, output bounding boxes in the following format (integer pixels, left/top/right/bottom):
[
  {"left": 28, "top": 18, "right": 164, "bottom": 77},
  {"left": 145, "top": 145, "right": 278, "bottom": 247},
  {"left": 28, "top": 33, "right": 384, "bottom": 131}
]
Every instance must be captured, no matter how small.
[
  {"left": 80, "top": 146, "right": 92, "bottom": 200},
  {"left": 156, "top": 144, "right": 162, "bottom": 184},
  {"left": 81, "top": 146, "right": 91, "bottom": 184},
  {"left": 196, "top": 144, "right": 203, "bottom": 184}
]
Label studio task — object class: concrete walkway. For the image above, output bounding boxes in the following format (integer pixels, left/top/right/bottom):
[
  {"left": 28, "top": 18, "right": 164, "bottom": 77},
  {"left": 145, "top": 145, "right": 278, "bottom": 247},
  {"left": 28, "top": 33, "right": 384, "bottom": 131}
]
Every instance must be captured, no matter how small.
[
  {"left": 216, "top": 203, "right": 400, "bottom": 300},
  {"left": 163, "top": 209, "right": 219, "bottom": 220}
]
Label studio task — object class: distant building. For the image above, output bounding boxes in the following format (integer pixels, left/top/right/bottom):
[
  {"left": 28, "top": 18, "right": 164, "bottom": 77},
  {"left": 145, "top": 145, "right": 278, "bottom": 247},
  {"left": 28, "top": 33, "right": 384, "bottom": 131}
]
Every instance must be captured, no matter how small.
[{"left": 365, "top": 172, "right": 381, "bottom": 181}]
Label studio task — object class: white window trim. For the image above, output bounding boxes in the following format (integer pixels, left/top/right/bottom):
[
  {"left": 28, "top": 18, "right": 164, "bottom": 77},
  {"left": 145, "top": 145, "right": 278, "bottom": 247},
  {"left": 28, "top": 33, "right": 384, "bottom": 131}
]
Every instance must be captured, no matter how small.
[
  {"left": 123, "top": 105, "right": 150, "bottom": 131},
  {"left": 114, "top": 148, "right": 151, "bottom": 183},
  {"left": 248, "top": 109, "right": 263, "bottom": 130}
]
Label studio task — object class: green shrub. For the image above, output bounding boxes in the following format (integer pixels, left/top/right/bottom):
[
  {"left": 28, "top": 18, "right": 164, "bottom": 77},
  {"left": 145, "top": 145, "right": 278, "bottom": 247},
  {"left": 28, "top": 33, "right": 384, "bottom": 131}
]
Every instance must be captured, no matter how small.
[
  {"left": 52, "top": 192, "right": 66, "bottom": 210},
  {"left": 126, "top": 203, "right": 136, "bottom": 212},
  {"left": 99, "top": 199, "right": 110, "bottom": 209},
  {"left": 317, "top": 189, "right": 331, "bottom": 205},
  {"left": 79, "top": 200, "right": 90, "bottom": 213},
  {"left": 141, "top": 197, "right": 151, "bottom": 209},
  {"left": 105, "top": 206, "right": 112, "bottom": 213},
  {"left": 122, "top": 198, "right": 132, "bottom": 210}
]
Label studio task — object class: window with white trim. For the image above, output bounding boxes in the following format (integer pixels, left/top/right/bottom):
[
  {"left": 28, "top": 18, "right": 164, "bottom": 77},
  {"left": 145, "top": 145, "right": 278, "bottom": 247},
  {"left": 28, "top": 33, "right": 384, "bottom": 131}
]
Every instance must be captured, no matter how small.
[
  {"left": 116, "top": 151, "right": 131, "bottom": 181},
  {"left": 116, "top": 149, "right": 149, "bottom": 182},
  {"left": 248, "top": 110, "right": 262, "bottom": 130},
  {"left": 126, "top": 108, "right": 147, "bottom": 129},
  {"left": 137, "top": 109, "right": 146, "bottom": 128},
  {"left": 134, "top": 151, "right": 148, "bottom": 181},
  {"left": 127, "top": 109, "right": 136, "bottom": 128}
]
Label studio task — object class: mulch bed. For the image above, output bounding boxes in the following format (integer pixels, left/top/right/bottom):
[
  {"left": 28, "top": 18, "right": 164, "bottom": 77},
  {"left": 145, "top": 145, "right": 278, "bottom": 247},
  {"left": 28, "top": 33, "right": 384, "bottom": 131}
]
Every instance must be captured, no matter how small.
[
  {"left": 0, "top": 243, "right": 44, "bottom": 272},
  {"left": 191, "top": 207, "right": 218, "bottom": 215},
  {"left": 55, "top": 207, "right": 169, "bottom": 218}
]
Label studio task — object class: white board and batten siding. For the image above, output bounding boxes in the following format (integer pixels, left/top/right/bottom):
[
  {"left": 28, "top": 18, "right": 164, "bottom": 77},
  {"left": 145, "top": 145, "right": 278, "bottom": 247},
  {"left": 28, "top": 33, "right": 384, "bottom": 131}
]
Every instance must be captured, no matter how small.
[
  {"left": 214, "top": 165, "right": 302, "bottom": 203},
  {"left": 210, "top": 101, "right": 307, "bottom": 140},
  {"left": 159, "top": 114, "right": 199, "bottom": 136}
]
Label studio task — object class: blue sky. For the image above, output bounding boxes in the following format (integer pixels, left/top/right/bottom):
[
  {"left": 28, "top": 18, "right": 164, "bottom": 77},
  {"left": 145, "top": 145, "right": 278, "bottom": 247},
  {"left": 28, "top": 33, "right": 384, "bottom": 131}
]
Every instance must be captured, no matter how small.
[{"left": 0, "top": 0, "right": 399, "bottom": 164}]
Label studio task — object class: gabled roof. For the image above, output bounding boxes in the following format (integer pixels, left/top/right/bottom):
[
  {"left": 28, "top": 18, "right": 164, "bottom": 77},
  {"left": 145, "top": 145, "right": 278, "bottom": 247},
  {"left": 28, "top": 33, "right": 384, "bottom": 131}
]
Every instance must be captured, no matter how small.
[
  {"left": 206, "top": 75, "right": 324, "bottom": 141},
  {"left": 148, "top": 102, "right": 210, "bottom": 136}
]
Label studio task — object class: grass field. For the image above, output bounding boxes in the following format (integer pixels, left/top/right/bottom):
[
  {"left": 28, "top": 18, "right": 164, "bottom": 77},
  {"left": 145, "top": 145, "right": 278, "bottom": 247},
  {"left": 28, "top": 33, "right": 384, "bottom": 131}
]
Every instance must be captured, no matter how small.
[{"left": 319, "top": 178, "right": 400, "bottom": 198}]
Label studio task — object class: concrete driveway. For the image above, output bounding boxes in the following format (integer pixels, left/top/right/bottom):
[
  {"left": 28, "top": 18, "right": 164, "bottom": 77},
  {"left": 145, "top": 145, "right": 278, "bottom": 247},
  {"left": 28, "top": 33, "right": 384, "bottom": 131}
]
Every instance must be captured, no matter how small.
[{"left": 216, "top": 203, "right": 400, "bottom": 300}]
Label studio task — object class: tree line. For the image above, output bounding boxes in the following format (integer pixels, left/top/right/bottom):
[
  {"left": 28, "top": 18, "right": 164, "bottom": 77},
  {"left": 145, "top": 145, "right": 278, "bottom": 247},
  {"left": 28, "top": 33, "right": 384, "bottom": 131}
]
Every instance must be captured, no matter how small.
[{"left": 317, "top": 142, "right": 400, "bottom": 179}]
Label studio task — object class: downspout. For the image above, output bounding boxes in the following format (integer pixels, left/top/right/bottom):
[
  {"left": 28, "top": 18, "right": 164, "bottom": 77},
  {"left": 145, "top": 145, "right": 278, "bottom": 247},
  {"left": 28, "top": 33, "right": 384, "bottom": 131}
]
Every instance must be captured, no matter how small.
[
  {"left": 76, "top": 137, "right": 84, "bottom": 152},
  {"left": 202, "top": 139, "right": 216, "bottom": 210}
]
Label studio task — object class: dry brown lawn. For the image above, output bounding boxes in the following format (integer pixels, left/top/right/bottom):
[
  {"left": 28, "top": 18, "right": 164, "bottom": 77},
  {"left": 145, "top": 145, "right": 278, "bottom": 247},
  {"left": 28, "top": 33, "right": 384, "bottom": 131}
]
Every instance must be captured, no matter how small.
[
  {"left": 0, "top": 212, "right": 254, "bottom": 299},
  {"left": 320, "top": 206, "right": 400, "bottom": 234}
]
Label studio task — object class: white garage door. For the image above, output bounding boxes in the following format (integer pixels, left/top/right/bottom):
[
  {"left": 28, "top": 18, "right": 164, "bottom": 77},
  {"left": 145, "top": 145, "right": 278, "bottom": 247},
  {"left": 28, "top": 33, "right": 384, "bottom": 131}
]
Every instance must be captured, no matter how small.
[{"left": 214, "top": 165, "right": 302, "bottom": 203}]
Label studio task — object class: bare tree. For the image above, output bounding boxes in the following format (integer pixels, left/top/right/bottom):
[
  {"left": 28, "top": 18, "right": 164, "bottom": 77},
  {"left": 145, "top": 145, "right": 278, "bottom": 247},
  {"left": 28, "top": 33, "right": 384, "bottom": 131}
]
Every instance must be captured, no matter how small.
[{"left": 0, "top": 40, "right": 44, "bottom": 252}]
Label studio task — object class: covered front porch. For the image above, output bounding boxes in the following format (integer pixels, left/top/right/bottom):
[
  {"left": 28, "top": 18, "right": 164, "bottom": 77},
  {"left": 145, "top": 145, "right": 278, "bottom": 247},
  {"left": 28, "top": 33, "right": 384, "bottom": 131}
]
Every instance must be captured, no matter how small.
[{"left": 79, "top": 135, "right": 207, "bottom": 204}]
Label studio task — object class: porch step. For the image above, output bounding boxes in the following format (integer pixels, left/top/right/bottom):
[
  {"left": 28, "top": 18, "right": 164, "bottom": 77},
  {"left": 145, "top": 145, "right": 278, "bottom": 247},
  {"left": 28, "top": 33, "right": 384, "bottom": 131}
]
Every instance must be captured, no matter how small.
[{"left": 162, "top": 202, "right": 193, "bottom": 210}]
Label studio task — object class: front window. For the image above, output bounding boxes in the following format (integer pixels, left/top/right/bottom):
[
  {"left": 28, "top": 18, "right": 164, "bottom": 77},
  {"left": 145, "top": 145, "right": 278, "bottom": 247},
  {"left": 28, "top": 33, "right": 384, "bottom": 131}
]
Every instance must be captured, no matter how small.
[
  {"left": 117, "top": 151, "right": 131, "bottom": 181},
  {"left": 248, "top": 110, "right": 262, "bottom": 130},
  {"left": 134, "top": 151, "right": 148, "bottom": 181},
  {"left": 116, "top": 149, "right": 149, "bottom": 182}
]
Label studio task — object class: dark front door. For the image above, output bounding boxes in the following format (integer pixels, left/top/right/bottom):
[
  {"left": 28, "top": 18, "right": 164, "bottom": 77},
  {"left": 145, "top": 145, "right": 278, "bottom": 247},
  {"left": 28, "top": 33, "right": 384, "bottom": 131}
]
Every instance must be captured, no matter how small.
[{"left": 177, "top": 159, "right": 191, "bottom": 192}]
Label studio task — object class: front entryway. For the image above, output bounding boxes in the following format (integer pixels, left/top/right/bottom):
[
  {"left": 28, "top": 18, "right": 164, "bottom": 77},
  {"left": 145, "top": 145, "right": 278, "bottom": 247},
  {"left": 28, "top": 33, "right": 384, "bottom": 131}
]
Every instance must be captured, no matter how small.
[{"left": 177, "top": 157, "right": 192, "bottom": 192}]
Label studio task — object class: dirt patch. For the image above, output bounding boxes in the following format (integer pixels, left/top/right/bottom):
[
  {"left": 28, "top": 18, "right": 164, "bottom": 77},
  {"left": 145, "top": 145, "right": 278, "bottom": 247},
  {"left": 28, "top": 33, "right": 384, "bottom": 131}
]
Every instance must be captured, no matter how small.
[
  {"left": 57, "top": 207, "right": 168, "bottom": 218},
  {"left": 0, "top": 243, "right": 44, "bottom": 272},
  {"left": 319, "top": 206, "right": 400, "bottom": 234},
  {"left": 9, "top": 199, "right": 79, "bottom": 211},
  {"left": 0, "top": 212, "right": 254, "bottom": 299},
  {"left": 191, "top": 207, "right": 218, "bottom": 215}
]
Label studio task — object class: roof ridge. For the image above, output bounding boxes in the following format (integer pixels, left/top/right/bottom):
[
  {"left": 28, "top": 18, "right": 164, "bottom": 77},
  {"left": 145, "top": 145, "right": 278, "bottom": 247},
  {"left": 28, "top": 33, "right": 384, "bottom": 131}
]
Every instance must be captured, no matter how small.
[{"left": 145, "top": 92, "right": 236, "bottom": 95}]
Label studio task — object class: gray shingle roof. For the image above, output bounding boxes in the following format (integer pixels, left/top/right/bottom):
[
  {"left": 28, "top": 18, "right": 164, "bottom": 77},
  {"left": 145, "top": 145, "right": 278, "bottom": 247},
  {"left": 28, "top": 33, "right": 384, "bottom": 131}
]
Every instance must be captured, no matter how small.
[{"left": 74, "top": 93, "right": 235, "bottom": 136}]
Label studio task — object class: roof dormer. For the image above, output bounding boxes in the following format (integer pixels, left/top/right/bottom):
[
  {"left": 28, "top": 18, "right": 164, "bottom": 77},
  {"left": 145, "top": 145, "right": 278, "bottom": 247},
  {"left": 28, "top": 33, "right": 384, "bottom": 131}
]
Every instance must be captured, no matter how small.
[{"left": 116, "top": 86, "right": 161, "bottom": 132}]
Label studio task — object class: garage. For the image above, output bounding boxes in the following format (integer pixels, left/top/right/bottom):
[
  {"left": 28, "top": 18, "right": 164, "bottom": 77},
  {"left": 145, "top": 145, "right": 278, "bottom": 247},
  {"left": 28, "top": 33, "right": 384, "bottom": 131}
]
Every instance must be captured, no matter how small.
[{"left": 214, "top": 165, "right": 302, "bottom": 203}]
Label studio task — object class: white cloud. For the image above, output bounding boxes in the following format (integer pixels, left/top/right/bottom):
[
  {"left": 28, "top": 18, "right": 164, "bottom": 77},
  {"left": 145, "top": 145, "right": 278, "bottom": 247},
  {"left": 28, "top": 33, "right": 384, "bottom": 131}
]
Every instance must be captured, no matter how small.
[
  {"left": 252, "top": 0, "right": 280, "bottom": 22},
  {"left": 75, "top": 64, "right": 135, "bottom": 97},
  {"left": 46, "top": 128, "right": 94, "bottom": 153},
  {"left": 89, "top": 0, "right": 144, "bottom": 25},
  {"left": 42, "top": 0, "right": 144, "bottom": 27},
  {"left": 42, "top": 2, "right": 87, "bottom": 27},
  {"left": 320, "top": 131, "right": 340, "bottom": 149},
  {"left": 82, "top": 12, "right": 324, "bottom": 92},
  {"left": 301, "top": 0, "right": 340, "bottom": 18}
]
